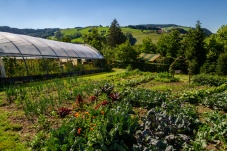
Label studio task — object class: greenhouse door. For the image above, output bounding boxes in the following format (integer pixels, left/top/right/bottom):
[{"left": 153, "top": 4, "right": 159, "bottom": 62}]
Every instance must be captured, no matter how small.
[{"left": 0, "top": 58, "right": 6, "bottom": 78}]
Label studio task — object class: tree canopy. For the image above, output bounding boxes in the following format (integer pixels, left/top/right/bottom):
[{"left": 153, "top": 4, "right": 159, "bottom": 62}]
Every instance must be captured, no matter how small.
[
  {"left": 216, "top": 25, "right": 227, "bottom": 51},
  {"left": 107, "top": 19, "right": 126, "bottom": 48},
  {"left": 156, "top": 29, "right": 181, "bottom": 58},
  {"left": 184, "top": 21, "right": 207, "bottom": 73},
  {"left": 83, "top": 28, "right": 106, "bottom": 51},
  {"left": 137, "top": 37, "right": 156, "bottom": 54}
]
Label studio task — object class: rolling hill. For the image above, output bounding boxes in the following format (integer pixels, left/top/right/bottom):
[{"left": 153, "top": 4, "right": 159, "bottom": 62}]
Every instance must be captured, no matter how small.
[
  {"left": 0, "top": 24, "right": 212, "bottom": 45},
  {"left": 61, "top": 27, "right": 165, "bottom": 44},
  {"left": 61, "top": 24, "right": 212, "bottom": 44}
]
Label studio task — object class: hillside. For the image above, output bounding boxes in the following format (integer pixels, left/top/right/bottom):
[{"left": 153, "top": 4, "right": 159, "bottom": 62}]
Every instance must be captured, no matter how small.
[
  {"left": 0, "top": 24, "right": 212, "bottom": 45},
  {"left": 61, "top": 24, "right": 212, "bottom": 44},
  {"left": 62, "top": 27, "right": 170, "bottom": 44},
  {"left": 0, "top": 26, "right": 59, "bottom": 38}
]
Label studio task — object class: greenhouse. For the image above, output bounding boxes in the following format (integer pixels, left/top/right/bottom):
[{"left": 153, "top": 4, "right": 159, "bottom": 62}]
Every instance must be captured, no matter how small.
[{"left": 0, "top": 32, "right": 104, "bottom": 81}]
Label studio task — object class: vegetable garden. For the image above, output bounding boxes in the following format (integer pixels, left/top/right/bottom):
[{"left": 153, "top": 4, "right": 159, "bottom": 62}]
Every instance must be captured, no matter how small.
[{"left": 1, "top": 69, "right": 227, "bottom": 150}]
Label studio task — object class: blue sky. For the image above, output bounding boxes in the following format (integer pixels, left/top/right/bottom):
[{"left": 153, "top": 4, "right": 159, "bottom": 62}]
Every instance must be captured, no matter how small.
[{"left": 0, "top": 0, "right": 226, "bottom": 33}]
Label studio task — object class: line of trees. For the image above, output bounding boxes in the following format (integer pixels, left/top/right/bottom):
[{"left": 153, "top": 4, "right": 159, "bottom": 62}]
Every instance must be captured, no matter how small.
[
  {"left": 57, "top": 19, "right": 227, "bottom": 75},
  {"left": 0, "top": 26, "right": 59, "bottom": 38}
]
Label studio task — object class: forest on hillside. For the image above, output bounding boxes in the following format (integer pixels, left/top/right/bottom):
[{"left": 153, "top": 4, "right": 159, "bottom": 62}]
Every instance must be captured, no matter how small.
[{"left": 0, "top": 26, "right": 59, "bottom": 38}]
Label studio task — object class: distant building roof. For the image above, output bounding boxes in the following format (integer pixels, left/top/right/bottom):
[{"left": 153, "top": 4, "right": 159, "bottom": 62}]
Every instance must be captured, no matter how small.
[{"left": 138, "top": 53, "right": 161, "bottom": 62}]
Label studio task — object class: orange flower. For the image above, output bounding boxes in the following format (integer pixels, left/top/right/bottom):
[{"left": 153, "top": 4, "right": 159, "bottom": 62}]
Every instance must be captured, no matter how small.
[
  {"left": 101, "top": 111, "right": 105, "bottom": 115},
  {"left": 84, "top": 111, "right": 89, "bottom": 114},
  {"left": 74, "top": 113, "right": 79, "bottom": 117},
  {"left": 90, "top": 123, "right": 97, "bottom": 127},
  {"left": 90, "top": 127, "right": 94, "bottom": 130},
  {"left": 77, "top": 128, "right": 81, "bottom": 134}
]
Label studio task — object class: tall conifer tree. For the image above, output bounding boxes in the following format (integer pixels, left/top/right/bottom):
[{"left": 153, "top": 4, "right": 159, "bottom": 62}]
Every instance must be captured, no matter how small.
[{"left": 107, "top": 19, "right": 126, "bottom": 47}]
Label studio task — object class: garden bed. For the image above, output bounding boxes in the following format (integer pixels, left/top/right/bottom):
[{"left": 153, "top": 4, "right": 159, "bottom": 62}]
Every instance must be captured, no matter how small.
[{"left": 0, "top": 70, "right": 227, "bottom": 150}]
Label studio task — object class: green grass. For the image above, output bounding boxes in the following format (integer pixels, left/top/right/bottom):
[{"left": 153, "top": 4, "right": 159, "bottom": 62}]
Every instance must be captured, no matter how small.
[
  {"left": 81, "top": 68, "right": 126, "bottom": 80},
  {"left": 61, "top": 27, "right": 165, "bottom": 44},
  {"left": 2, "top": 68, "right": 126, "bottom": 89},
  {"left": 0, "top": 110, "right": 27, "bottom": 151}
]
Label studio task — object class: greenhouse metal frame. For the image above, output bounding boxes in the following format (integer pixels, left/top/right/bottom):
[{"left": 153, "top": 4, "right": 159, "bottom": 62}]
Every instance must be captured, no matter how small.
[{"left": 0, "top": 32, "right": 104, "bottom": 82}]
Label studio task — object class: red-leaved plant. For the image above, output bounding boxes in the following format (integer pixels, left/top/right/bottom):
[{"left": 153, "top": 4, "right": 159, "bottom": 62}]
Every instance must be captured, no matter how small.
[
  {"left": 58, "top": 107, "right": 71, "bottom": 118},
  {"left": 76, "top": 94, "right": 83, "bottom": 107},
  {"left": 95, "top": 100, "right": 109, "bottom": 109},
  {"left": 90, "top": 96, "right": 97, "bottom": 102},
  {"left": 110, "top": 92, "right": 121, "bottom": 101}
]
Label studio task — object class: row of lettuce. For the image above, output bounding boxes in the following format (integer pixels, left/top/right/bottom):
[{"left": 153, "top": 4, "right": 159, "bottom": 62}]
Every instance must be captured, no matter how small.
[{"left": 4, "top": 70, "right": 227, "bottom": 150}]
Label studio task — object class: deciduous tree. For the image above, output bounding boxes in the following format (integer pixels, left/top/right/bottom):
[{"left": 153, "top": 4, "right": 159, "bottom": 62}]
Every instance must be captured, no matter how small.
[
  {"left": 216, "top": 25, "right": 227, "bottom": 51},
  {"left": 137, "top": 37, "right": 156, "bottom": 54},
  {"left": 156, "top": 29, "right": 181, "bottom": 57},
  {"left": 83, "top": 28, "right": 106, "bottom": 50},
  {"left": 115, "top": 40, "right": 138, "bottom": 64}
]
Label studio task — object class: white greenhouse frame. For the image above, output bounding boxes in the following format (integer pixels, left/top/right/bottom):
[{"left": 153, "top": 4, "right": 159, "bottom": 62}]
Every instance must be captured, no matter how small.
[{"left": 0, "top": 32, "right": 104, "bottom": 78}]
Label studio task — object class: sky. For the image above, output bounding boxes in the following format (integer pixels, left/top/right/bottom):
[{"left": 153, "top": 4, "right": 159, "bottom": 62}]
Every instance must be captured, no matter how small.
[{"left": 0, "top": 0, "right": 226, "bottom": 33}]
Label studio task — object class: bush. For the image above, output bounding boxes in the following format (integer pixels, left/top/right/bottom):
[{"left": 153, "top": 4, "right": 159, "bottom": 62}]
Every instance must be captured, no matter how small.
[
  {"left": 192, "top": 74, "right": 227, "bottom": 86},
  {"left": 200, "top": 62, "right": 216, "bottom": 74},
  {"left": 126, "top": 64, "right": 133, "bottom": 72},
  {"left": 216, "top": 52, "right": 227, "bottom": 75},
  {"left": 154, "top": 72, "right": 179, "bottom": 82}
]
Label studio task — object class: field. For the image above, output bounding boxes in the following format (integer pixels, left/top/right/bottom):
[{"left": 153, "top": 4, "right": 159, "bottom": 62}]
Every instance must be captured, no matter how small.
[
  {"left": 0, "top": 69, "right": 227, "bottom": 150},
  {"left": 61, "top": 27, "right": 166, "bottom": 44}
]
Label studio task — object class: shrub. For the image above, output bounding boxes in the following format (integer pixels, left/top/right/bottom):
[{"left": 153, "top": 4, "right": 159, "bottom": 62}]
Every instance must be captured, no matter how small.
[
  {"left": 193, "top": 74, "right": 227, "bottom": 86},
  {"left": 216, "top": 52, "right": 227, "bottom": 75},
  {"left": 200, "top": 62, "right": 216, "bottom": 74},
  {"left": 126, "top": 64, "right": 133, "bottom": 72}
]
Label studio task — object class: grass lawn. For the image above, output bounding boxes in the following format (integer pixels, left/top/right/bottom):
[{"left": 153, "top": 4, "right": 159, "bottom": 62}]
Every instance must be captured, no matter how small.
[
  {"left": 0, "top": 108, "right": 27, "bottom": 151},
  {"left": 81, "top": 68, "right": 126, "bottom": 80}
]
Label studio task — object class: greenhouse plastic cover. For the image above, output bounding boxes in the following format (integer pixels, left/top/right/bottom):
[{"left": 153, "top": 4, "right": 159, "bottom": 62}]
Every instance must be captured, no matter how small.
[{"left": 0, "top": 32, "right": 104, "bottom": 59}]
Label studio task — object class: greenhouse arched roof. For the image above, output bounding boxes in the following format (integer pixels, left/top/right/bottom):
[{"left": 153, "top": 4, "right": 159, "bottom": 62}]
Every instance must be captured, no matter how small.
[{"left": 0, "top": 32, "right": 104, "bottom": 59}]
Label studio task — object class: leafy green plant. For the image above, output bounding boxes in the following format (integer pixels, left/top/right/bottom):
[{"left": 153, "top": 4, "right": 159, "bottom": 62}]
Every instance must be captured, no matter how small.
[
  {"left": 154, "top": 72, "right": 179, "bottom": 82},
  {"left": 203, "top": 91, "right": 227, "bottom": 111},
  {"left": 5, "top": 85, "right": 19, "bottom": 103},
  {"left": 44, "top": 102, "right": 139, "bottom": 150},
  {"left": 123, "top": 88, "right": 170, "bottom": 109},
  {"left": 186, "top": 112, "right": 227, "bottom": 150},
  {"left": 193, "top": 74, "right": 227, "bottom": 86},
  {"left": 180, "top": 83, "right": 227, "bottom": 104},
  {"left": 134, "top": 101, "right": 199, "bottom": 151}
]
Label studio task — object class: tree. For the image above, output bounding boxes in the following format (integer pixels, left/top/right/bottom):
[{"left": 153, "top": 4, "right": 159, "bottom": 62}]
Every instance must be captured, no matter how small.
[
  {"left": 206, "top": 35, "right": 224, "bottom": 63},
  {"left": 115, "top": 40, "right": 138, "bottom": 64},
  {"left": 184, "top": 21, "right": 207, "bottom": 73},
  {"left": 156, "top": 29, "right": 182, "bottom": 57},
  {"left": 83, "top": 28, "right": 106, "bottom": 50},
  {"left": 216, "top": 51, "right": 227, "bottom": 75},
  {"left": 107, "top": 19, "right": 126, "bottom": 47},
  {"left": 125, "top": 32, "right": 137, "bottom": 46},
  {"left": 137, "top": 37, "right": 156, "bottom": 54},
  {"left": 62, "top": 35, "right": 72, "bottom": 42},
  {"left": 216, "top": 25, "right": 227, "bottom": 51},
  {"left": 200, "top": 34, "right": 224, "bottom": 74},
  {"left": 54, "top": 30, "right": 63, "bottom": 40}
]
